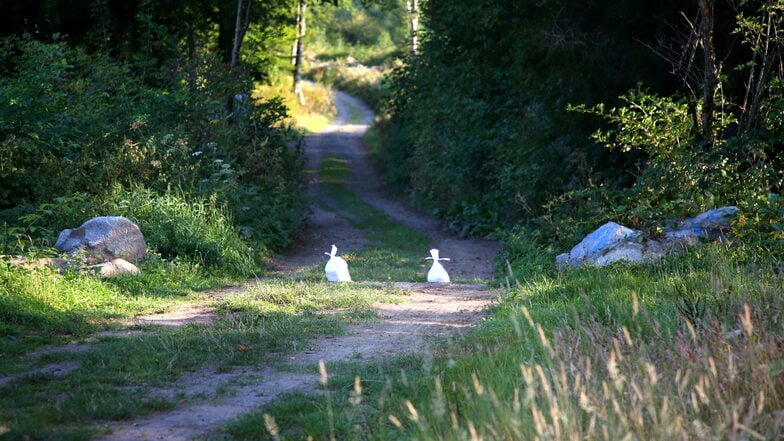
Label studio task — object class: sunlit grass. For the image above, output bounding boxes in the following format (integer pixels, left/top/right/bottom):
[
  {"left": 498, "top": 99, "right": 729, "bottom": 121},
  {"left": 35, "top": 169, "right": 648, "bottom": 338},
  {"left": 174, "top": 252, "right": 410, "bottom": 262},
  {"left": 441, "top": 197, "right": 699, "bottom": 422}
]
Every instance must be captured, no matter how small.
[
  {"left": 216, "top": 278, "right": 405, "bottom": 315},
  {"left": 253, "top": 78, "right": 335, "bottom": 134},
  {"left": 0, "top": 258, "right": 208, "bottom": 360}
]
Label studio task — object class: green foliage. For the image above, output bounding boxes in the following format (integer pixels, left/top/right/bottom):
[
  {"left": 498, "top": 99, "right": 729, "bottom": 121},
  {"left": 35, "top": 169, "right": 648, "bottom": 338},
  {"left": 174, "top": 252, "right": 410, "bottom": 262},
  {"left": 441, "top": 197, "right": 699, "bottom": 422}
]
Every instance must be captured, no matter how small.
[
  {"left": 0, "top": 37, "right": 128, "bottom": 204},
  {"left": 309, "top": 0, "right": 409, "bottom": 62},
  {"left": 106, "top": 186, "right": 258, "bottom": 274},
  {"left": 0, "top": 36, "right": 305, "bottom": 262},
  {"left": 571, "top": 88, "right": 697, "bottom": 156},
  {"left": 560, "top": 78, "right": 784, "bottom": 238},
  {"left": 380, "top": 0, "right": 680, "bottom": 237},
  {"left": 732, "top": 193, "right": 784, "bottom": 259}
]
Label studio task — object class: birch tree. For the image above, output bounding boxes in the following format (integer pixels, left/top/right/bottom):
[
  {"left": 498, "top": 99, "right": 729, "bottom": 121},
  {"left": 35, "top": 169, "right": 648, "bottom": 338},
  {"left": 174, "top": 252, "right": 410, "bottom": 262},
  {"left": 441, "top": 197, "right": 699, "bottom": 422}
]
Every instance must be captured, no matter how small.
[
  {"left": 231, "top": 0, "right": 253, "bottom": 68},
  {"left": 293, "top": 0, "right": 308, "bottom": 104},
  {"left": 406, "top": 0, "right": 419, "bottom": 55}
]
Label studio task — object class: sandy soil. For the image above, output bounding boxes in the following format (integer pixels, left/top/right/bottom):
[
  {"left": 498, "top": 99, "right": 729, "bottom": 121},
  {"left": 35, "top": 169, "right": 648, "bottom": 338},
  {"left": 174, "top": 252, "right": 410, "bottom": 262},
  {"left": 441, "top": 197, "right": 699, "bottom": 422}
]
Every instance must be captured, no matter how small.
[{"left": 88, "top": 90, "right": 503, "bottom": 441}]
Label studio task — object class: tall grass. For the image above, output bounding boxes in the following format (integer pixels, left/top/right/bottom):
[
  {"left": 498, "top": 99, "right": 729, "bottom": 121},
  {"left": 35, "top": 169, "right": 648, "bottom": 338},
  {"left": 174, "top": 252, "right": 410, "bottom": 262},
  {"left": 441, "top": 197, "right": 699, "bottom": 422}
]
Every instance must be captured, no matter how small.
[
  {"left": 106, "top": 185, "right": 258, "bottom": 275},
  {"left": 387, "top": 250, "right": 784, "bottom": 440},
  {"left": 388, "top": 297, "right": 784, "bottom": 440}
]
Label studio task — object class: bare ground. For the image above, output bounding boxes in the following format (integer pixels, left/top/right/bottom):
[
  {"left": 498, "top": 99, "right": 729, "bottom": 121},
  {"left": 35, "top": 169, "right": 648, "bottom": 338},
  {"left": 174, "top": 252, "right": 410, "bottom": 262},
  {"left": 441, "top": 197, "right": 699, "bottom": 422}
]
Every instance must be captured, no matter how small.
[{"left": 88, "top": 90, "right": 503, "bottom": 440}]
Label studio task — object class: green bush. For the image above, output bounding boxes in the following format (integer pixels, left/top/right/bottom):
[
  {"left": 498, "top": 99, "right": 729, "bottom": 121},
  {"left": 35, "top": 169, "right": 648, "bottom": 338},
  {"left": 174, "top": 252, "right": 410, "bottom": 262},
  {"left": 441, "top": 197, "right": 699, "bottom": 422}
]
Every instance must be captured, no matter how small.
[
  {"left": 733, "top": 193, "right": 784, "bottom": 260},
  {"left": 106, "top": 186, "right": 258, "bottom": 274},
  {"left": 0, "top": 36, "right": 306, "bottom": 263}
]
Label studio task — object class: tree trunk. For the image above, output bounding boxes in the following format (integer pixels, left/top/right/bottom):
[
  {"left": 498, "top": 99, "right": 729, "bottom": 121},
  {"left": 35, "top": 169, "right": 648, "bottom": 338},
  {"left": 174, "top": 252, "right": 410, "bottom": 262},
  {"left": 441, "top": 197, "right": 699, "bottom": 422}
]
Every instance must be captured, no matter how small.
[
  {"left": 217, "top": 3, "right": 235, "bottom": 64},
  {"left": 406, "top": 0, "right": 419, "bottom": 56},
  {"left": 231, "top": 0, "right": 253, "bottom": 68},
  {"left": 697, "top": 0, "right": 719, "bottom": 145},
  {"left": 293, "top": 0, "right": 307, "bottom": 105},
  {"left": 230, "top": 0, "right": 244, "bottom": 68}
]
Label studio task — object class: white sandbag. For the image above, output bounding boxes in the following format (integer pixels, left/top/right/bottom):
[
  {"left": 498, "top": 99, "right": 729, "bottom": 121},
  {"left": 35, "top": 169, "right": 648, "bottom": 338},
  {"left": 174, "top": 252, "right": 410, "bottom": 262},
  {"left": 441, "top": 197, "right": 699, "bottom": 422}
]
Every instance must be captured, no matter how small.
[
  {"left": 324, "top": 244, "right": 352, "bottom": 282},
  {"left": 426, "top": 248, "right": 450, "bottom": 283}
]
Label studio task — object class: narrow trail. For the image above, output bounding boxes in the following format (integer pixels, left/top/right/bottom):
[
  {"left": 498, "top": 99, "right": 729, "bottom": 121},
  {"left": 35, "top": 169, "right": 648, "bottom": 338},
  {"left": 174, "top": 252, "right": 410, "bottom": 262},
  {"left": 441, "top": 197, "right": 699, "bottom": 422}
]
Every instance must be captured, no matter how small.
[
  {"left": 273, "top": 90, "right": 500, "bottom": 280},
  {"left": 93, "top": 91, "right": 502, "bottom": 441}
]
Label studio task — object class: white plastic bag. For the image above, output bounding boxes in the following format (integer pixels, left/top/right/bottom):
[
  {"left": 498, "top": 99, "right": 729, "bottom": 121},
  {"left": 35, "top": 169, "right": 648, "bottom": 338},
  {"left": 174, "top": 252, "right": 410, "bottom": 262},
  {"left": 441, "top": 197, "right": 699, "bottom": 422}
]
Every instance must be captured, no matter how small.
[
  {"left": 426, "top": 248, "right": 450, "bottom": 283},
  {"left": 324, "top": 244, "right": 352, "bottom": 282}
]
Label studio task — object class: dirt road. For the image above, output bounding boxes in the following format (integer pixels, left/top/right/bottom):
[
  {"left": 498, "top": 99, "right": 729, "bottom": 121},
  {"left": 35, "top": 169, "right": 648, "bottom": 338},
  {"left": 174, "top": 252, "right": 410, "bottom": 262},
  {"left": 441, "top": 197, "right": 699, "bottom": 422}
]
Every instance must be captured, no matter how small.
[
  {"left": 272, "top": 90, "right": 500, "bottom": 280},
  {"left": 95, "top": 90, "right": 501, "bottom": 441}
]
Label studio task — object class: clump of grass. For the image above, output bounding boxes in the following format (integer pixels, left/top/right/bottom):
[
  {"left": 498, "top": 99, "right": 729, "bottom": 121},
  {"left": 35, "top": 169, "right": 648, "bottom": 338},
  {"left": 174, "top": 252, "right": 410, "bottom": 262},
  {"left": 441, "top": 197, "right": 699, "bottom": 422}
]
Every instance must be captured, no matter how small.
[{"left": 103, "top": 185, "right": 259, "bottom": 276}]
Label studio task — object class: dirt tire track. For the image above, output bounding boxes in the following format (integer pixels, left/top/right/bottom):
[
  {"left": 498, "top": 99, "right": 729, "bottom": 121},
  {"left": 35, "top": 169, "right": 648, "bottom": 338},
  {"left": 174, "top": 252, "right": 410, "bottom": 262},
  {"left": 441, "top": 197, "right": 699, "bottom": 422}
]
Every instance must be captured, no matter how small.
[{"left": 94, "top": 90, "right": 501, "bottom": 441}]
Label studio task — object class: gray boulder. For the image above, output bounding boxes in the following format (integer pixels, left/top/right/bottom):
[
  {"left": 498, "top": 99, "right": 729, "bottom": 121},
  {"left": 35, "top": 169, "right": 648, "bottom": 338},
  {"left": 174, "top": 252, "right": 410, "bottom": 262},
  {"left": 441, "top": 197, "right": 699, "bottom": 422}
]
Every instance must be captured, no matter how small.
[
  {"left": 556, "top": 222, "right": 646, "bottom": 269},
  {"left": 55, "top": 216, "right": 147, "bottom": 262},
  {"left": 661, "top": 206, "right": 739, "bottom": 245},
  {"left": 557, "top": 207, "right": 739, "bottom": 269}
]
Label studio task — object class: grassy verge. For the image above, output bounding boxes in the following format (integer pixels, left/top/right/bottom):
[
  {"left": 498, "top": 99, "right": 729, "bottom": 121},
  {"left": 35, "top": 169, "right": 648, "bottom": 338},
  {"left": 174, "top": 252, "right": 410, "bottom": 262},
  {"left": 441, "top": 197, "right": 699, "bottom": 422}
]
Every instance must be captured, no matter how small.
[{"left": 387, "top": 249, "right": 784, "bottom": 440}]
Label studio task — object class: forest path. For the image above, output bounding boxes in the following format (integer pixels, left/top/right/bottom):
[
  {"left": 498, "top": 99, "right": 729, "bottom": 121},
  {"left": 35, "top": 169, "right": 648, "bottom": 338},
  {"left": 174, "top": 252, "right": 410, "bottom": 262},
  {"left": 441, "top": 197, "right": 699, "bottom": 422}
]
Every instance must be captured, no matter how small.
[{"left": 95, "top": 90, "right": 502, "bottom": 441}]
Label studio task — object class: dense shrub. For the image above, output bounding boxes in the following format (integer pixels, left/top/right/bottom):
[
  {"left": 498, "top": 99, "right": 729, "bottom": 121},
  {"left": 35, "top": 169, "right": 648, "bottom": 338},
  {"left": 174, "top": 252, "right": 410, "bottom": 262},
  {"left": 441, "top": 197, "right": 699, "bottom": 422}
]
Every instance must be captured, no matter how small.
[
  {"left": 0, "top": 36, "right": 305, "bottom": 262},
  {"left": 381, "top": 0, "right": 674, "bottom": 236}
]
